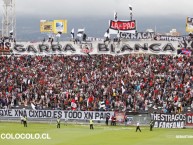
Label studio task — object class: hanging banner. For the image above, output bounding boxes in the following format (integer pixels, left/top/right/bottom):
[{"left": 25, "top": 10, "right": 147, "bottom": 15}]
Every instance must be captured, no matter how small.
[
  {"left": 115, "top": 112, "right": 125, "bottom": 123},
  {"left": 186, "top": 17, "right": 193, "bottom": 33},
  {"left": 40, "top": 20, "right": 53, "bottom": 33},
  {"left": 53, "top": 20, "right": 67, "bottom": 34},
  {"left": 5, "top": 40, "right": 181, "bottom": 55},
  {"left": 0, "top": 109, "right": 114, "bottom": 120},
  {"left": 120, "top": 32, "right": 155, "bottom": 39},
  {"left": 109, "top": 20, "right": 136, "bottom": 34},
  {"left": 186, "top": 113, "right": 193, "bottom": 126},
  {"left": 154, "top": 35, "right": 187, "bottom": 41},
  {"left": 151, "top": 114, "right": 186, "bottom": 128}
]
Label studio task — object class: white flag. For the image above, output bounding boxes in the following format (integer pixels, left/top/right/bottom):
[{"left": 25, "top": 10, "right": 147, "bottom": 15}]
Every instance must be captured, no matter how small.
[
  {"left": 71, "top": 102, "right": 77, "bottom": 108},
  {"left": 100, "top": 101, "right": 106, "bottom": 109},
  {"left": 128, "top": 4, "right": 132, "bottom": 12},
  {"left": 71, "top": 28, "right": 75, "bottom": 39},
  {"left": 114, "top": 11, "right": 117, "bottom": 21},
  {"left": 77, "top": 28, "right": 85, "bottom": 37},
  {"left": 56, "top": 33, "right": 61, "bottom": 37},
  {"left": 31, "top": 103, "right": 36, "bottom": 110},
  {"left": 104, "top": 29, "right": 110, "bottom": 38}
]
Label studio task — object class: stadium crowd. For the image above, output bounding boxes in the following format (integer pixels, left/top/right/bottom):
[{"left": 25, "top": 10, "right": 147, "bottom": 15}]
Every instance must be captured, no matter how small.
[{"left": 0, "top": 54, "right": 193, "bottom": 113}]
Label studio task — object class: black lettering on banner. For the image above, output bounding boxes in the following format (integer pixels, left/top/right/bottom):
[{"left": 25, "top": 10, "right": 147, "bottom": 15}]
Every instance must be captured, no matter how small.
[
  {"left": 15, "top": 110, "right": 19, "bottom": 117},
  {"left": 13, "top": 44, "right": 26, "bottom": 52},
  {"left": 99, "top": 112, "right": 104, "bottom": 119},
  {"left": 40, "top": 111, "right": 47, "bottom": 118},
  {"left": 27, "top": 45, "right": 38, "bottom": 53},
  {"left": 14, "top": 109, "right": 24, "bottom": 117},
  {"left": 39, "top": 44, "right": 49, "bottom": 53},
  {"left": 185, "top": 41, "right": 192, "bottom": 48},
  {"left": 8, "top": 110, "right": 12, "bottom": 116},
  {"left": 34, "top": 110, "right": 39, "bottom": 117},
  {"left": 162, "top": 43, "right": 175, "bottom": 52},
  {"left": 120, "top": 45, "right": 133, "bottom": 52},
  {"left": 64, "top": 111, "right": 68, "bottom": 118},
  {"left": 72, "top": 112, "right": 77, "bottom": 118},
  {"left": 29, "top": 110, "right": 33, "bottom": 117},
  {"left": 68, "top": 111, "right": 73, "bottom": 118},
  {"left": 106, "top": 113, "right": 110, "bottom": 118},
  {"left": 63, "top": 44, "right": 76, "bottom": 52},
  {"left": 134, "top": 43, "right": 148, "bottom": 51},
  {"left": 0, "top": 109, "right": 114, "bottom": 120},
  {"left": 179, "top": 40, "right": 193, "bottom": 49},
  {"left": 98, "top": 43, "right": 109, "bottom": 52},
  {"left": 47, "top": 111, "right": 52, "bottom": 118},
  {"left": 178, "top": 41, "right": 186, "bottom": 48},
  {"left": 95, "top": 113, "right": 99, "bottom": 120},
  {"left": 52, "top": 44, "right": 62, "bottom": 52},
  {"left": 84, "top": 112, "right": 89, "bottom": 119},
  {"left": 53, "top": 111, "right": 58, "bottom": 118},
  {"left": 149, "top": 43, "right": 161, "bottom": 52},
  {"left": 58, "top": 111, "right": 62, "bottom": 118},
  {"left": 88, "top": 112, "right": 93, "bottom": 119},
  {"left": 72, "top": 112, "right": 82, "bottom": 119},
  {"left": 1, "top": 110, "right": 13, "bottom": 117},
  {"left": 77, "top": 112, "right": 82, "bottom": 118},
  {"left": 39, "top": 111, "right": 43, "bottom": 117}
]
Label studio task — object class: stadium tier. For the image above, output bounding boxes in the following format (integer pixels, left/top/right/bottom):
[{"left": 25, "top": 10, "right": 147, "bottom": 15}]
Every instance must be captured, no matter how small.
[{"left": 0, "top": 54, "right": 192, "bottom": 113}]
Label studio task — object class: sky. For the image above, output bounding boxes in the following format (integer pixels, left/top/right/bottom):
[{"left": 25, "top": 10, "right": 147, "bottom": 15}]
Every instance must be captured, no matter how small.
[
  {"left": 14, "top": 0, "right": 192, "bottom": 18},
  {"left": 0, "top": 0, "right": 193, "bottom": 40}
]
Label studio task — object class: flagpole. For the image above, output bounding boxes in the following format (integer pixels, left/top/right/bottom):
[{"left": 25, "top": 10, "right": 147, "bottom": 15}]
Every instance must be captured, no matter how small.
[
  {"left": 128, "top": 4, "right": 133, "bottom": 21},
  {"left": 130, "top": 12, "right": 132, "bottom": 21}
]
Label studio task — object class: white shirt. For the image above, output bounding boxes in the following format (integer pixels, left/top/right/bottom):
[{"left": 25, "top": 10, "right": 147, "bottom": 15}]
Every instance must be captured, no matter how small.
[{"left": 137, "top": 122, "right": 140, "bottom": 126}]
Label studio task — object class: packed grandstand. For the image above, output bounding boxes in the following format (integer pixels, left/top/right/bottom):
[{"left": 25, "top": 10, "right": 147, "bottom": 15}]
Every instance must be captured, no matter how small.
[{"left": 0, "top": 54, "right": 193, "bottom": 113}]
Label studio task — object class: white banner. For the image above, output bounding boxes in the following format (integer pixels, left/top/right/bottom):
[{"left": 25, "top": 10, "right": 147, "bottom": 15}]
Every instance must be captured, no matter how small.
[
  {"left": 0, "top": 40, "right": 188, "bottom": 55},
  {"left": 0, "top": 109, "right": 114, "bottom": 120}
]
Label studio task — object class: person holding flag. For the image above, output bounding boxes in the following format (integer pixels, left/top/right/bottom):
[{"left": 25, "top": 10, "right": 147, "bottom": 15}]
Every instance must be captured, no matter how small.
[{"left": 104, "top": 29, "right": 110, "bottom": 43}]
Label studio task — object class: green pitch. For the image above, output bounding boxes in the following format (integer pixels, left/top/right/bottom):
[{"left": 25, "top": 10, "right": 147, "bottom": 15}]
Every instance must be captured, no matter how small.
[{"left": 0, "top": 122, "right": 193, "bottom": 145}]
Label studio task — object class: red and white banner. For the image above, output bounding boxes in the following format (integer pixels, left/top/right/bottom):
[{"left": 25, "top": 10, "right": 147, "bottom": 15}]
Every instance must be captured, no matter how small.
[
  {"left": 186, "top": 113, "right": 193, "bottom": 126},
  {"left": 115, "top": 112, "right": 125, "bottom": 123},
  {"left": 109, "top": 20, "right": 136, "bottom": 34}
]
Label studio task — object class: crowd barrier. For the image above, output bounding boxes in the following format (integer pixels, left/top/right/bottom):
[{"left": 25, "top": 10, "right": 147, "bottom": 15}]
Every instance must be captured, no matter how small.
[{"left": 0, "top": 109, "right": 193, "bottom": 128}]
